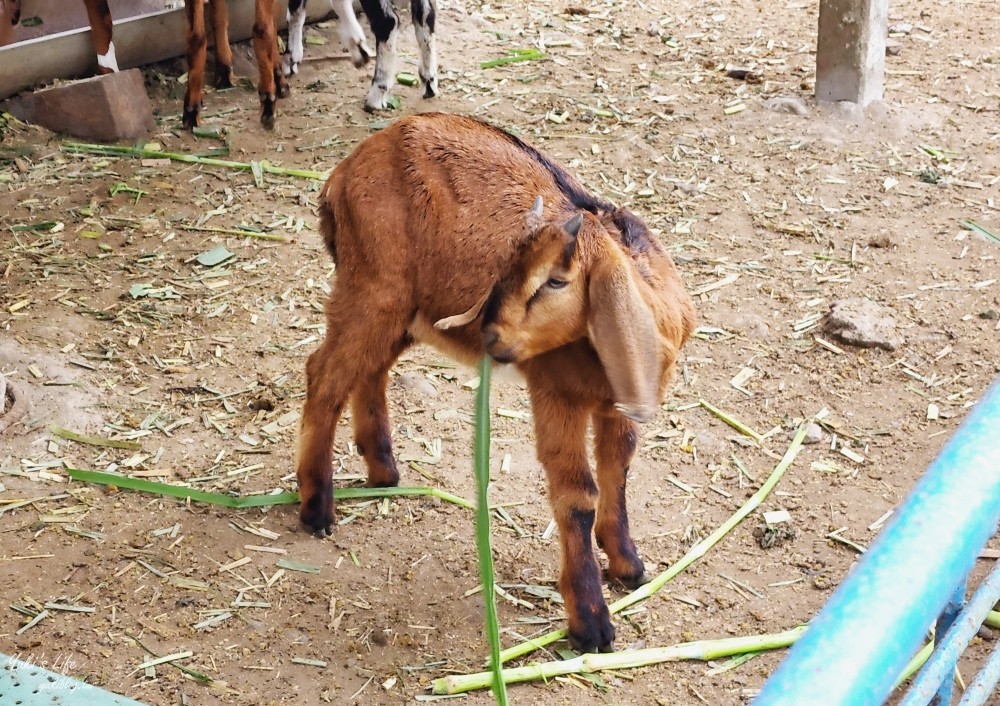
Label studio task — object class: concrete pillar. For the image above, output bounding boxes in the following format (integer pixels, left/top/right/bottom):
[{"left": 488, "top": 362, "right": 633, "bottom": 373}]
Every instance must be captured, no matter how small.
[{"left": 815, "top": 0, "right": 888, "bottom": 106}]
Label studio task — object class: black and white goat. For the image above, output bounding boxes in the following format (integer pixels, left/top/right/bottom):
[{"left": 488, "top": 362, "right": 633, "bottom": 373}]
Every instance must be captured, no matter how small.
[{"left": 285, "top": 0, "right": 438, "bottom": 112}]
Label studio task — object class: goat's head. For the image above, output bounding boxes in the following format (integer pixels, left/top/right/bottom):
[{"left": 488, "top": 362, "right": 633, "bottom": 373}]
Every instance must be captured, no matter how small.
[
  {"left": 437, "top": 196, "right": 664, "bottom": 422},
  {"left": 479, "top": 198, "right": 588, "bottom": 365}
]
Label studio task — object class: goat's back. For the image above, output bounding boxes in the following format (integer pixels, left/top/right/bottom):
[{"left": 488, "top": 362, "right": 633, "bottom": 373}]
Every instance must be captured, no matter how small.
[{"left": 320, "top": 114, "right": 592, "bottom": 317}]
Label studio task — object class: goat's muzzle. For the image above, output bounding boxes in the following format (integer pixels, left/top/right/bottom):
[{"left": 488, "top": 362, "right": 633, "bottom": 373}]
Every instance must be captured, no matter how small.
[{"left": 483, "top": 329, "right": 517, "bottom": 364}]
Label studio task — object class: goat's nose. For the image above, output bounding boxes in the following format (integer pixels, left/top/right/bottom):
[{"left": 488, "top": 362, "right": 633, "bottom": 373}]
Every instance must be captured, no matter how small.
[{"left": 483, "top": 329, "right": 500, "bottom": 349}]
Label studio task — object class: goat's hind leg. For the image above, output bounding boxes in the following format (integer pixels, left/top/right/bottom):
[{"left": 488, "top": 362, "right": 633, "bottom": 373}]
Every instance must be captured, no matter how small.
[
  {"left": 410, "top": 0, "right": 437, "bottom": 98},
  {"left": 297, "top": 293, "right": 409, "bottom": 535},
  {"left": 593, "top": 412, "right": 649, "bottom": 589},
  {"left": 331, "top": 0, "right": 373, "bottom": 67},
  {"left": 83, "top": 0, "right": 118, "bottom": 73},
  {"left": 209, "top": 0, "right": 234, "bottom": 88},
  {"left": 358, "top": 0, "right": 398, "bottom": 112},
  {"left": 351, "top": 340, "right": 409, "bottom": 488}
]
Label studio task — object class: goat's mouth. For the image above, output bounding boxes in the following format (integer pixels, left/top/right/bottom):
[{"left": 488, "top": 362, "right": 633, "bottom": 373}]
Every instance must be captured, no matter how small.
[{"left": 486, "top": 344, "right": 518, "bottom": 365}]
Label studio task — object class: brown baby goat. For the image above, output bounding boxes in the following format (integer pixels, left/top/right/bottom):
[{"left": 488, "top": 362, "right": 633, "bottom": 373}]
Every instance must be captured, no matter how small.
[{"left": 297, "top": 113, "right": 695, "bottom": 653}]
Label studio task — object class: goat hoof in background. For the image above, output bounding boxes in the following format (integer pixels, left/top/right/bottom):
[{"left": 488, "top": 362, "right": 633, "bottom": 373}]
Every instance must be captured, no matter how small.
[{"left": 296, "top": 113, "right": 696, "bottom": 650}]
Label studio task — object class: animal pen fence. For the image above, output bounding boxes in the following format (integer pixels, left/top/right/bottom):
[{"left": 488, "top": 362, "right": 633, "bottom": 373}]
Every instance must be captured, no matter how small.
[{"left": 754, "top": 376, "right": 1000, "bottom": 705}]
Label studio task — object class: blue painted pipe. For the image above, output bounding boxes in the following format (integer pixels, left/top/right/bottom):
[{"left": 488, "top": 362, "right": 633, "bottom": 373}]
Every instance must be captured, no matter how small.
[
  {"left": 957, "top": 636, "right": 1000, "bottom": 706},
  {"left": 899, "top": 560, "right": 1000, "bottom": 706},
  {"left": 753, "top": 378, "right": 1000, "bottom": 706}
]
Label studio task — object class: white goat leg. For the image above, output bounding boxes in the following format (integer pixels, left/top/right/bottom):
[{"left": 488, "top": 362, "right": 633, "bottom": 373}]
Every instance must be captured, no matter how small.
[
  {"left": 413, "top": 11, "right": 437, "bottom": 98},
  {"left": 97, "top": 41, "right": 119, "bottom": 72},
  {"left": 332, "top": 0, "right": 373, "bottom": 67},
  {"left": 283, "top": 2, "right": 308, "bottom": 76},
  {"left": 364, "top": 31, "right": 397, "bottom": 111}
]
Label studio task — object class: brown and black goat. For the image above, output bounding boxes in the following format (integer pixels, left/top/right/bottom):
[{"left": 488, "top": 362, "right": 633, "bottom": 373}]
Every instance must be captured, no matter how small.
[{"left": 296, "top": 113, "right": 696, "bottom": 653}]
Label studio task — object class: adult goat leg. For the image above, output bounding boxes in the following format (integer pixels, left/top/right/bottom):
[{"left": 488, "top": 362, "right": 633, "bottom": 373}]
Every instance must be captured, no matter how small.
[
  {"left": 182, "top": 0, "right": 208, "bottom": 128},
  {"left": 359, "top": 0, "right": 398, "bottom": 112},
  {"left": 410, "top": 0, "right": 437, "bottom": 98},
  {"left": 209, "top": 0, "right": 234, "bottom": 88},
  {"left": 594, "top": 412, "right": 649, "bottom": 589},
  {"left": 82, "top": 0, "right": 117, "bottom": 73},
  {"left": 252, "top": 0, "right": 288, "bottom": 128}
]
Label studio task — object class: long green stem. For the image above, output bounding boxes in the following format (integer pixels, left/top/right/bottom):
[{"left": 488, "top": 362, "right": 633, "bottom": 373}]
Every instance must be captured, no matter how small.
[
  {"left": 474, "top": 356, "right": 508, "bottom": 706},
  {"left": 497, "top": 422, "right": 810, "bottom": 663},
  {"left": 433, "top": 626, "right": 807, "bottom": 695},
  {"left": 61, "top": 141, "right": 327, "bottom": 181},
  {"left": 65, "top": 467, "right": 472, "bottom": 510}
]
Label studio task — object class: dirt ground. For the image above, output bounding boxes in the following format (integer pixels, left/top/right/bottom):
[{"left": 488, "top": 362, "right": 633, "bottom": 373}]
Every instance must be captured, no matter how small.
[{"left": 2, "top": 0, "right": 999, "bottom": 704}]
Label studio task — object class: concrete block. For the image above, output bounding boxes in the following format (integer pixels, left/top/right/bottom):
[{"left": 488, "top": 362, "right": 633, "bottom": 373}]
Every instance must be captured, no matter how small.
[
  {"left": 815, "top": 0, "right": 888, "bottom": 106},
  {"left": 3, "top": 69, "right": 154, "bottom": 142}
]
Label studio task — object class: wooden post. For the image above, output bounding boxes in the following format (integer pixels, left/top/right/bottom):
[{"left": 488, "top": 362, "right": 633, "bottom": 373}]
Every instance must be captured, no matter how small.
[{"left": 815, "top": 0, "right": 888, "bottom": 105}]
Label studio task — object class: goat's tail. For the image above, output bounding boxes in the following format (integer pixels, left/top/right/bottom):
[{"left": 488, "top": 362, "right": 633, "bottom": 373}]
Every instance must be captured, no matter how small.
[{"left": 318, "top": 192, "right": 338, "bottom": 264}]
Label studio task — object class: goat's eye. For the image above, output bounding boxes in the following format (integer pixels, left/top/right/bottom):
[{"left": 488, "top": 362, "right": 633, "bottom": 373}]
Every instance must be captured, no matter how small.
[{"left": 546, "top": 277, "right": 568, "bottom": 290}]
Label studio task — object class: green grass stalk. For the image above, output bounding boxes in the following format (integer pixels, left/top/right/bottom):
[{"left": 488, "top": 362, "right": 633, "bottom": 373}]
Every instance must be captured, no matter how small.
[
  {"left": 433, "top": 626, "right": 807, "bottom": 694},
  {"left": 497, "top": 422, "right": 810, "bottom": 663},
  {"left": 473, "top": 356, "right": 509, "bottom": 706},
  {"left": 65, "top": 468, "right": 472, "bottom": 510},
  {"left": 61, "top": 141, "right": 327, "bottom": 181}
]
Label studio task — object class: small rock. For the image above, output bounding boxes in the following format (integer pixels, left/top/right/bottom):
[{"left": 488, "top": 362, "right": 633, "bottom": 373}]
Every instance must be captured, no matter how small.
[
  {"left": 764, "top": 96, "right": 809, "bottom": 116},
  {"left": 888, "top": 22, "right": 913, "bottom": 34},
  {"left": 803, "top": 422, "right": 824, "bottom": 444},
  {"left": 395, "top": 372, "right": 438, "bottom": 397},
  {"left": 885, "top": 38, "right": 903, "bottom": 56},
  {"left": 825, "top": 298, "right": 902, "bottom": 351}
]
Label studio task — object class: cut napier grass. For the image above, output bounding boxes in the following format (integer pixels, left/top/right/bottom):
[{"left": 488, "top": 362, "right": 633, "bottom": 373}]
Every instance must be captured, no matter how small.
[
  {"left": 480, "top": 48, "right": 546, "bottom": 69},
  {"left": 65, "top": 468, "right": 472, "bottom": 510},
  {"left": 61, "top": 142, "right": 327, "bottom": 182},
  {"left": 433, "top": 627, "right": 808, "bottom": 694},
  {"left": 473, "top": 355, "right": 509, "bottom": 706},
  {"left": 698, "top": 398, "right": 765, "bottom": 444},
  {"left": 960, "top": 218, "right": 1000, "bottom": 246},
  {"left": 494, "top": 422, "right": 811, "bottom": 665}
]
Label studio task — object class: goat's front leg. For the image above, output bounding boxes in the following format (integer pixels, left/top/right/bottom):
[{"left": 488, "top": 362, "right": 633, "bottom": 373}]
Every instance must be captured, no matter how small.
[
  {"left": 594, "top": 411, "right": 649, "bottom": 589},
  {"left": 82, "top": 0, "right": 117, "bottom": 73},
  {"left": 531, "top": 391, "right": 614, "bottom": 653}
]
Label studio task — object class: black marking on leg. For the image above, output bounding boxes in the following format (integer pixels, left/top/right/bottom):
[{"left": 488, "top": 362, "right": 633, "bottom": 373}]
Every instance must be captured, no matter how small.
[
  {"left": 299, "top": 484, "right": 335, "bottom": 536},
  {"left": 215, "top": 64, "right": 234, "bottom": 89},
  {"left": 260, "top": 93, "right": 276, "bottom": 129},
  {"left": 288, "top": 0, "right": 305, "bottom": 11},
  {"left": 564, "top": 508, "right": 615, "bottom": 653},
  {"left": 182, "top": 102, "right": 200, "bottom": 129},
  {"left": 360, "top": 0, "right": 398, "bottom": 43}
]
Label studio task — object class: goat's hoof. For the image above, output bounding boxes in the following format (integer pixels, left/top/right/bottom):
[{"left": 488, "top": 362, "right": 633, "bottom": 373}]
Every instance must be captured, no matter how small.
[
  {"left": 420, "top": 75, "right": 438, "bottom": 99},
  {"left": 567, "top": 611, "right": 615, "bottom": 654},
  {"left": 281, "top": 55, "right": 300, "bottom": 77},
  {"left": 182, "top": 104, "right": 200, "bottom": 130},
  {"left": 349, "top": 42, "right": 373, "bottom": 68},
  {"left": 215, "top": 66, "right": 234, "bottom": 90},
  {"left": 299, "top": 500, "right": 334, "bottom": 537},
  {"left": 259, "top": 94, "right": 277, "bottom": 129},
  {"left": 605, "top": 569, "right": 650, "bottom": 591}
]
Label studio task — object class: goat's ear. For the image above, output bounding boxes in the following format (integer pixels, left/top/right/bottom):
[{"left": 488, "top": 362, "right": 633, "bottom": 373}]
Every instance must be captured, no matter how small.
[
  {"left": 434, "top": 288, "right": 492, "bottom": 330},
  {"left": 526, "top": 196, "right": 544, "bottom": 231},
  {"left": 587, "top": 254, "right": 660, "bottom": 423}
]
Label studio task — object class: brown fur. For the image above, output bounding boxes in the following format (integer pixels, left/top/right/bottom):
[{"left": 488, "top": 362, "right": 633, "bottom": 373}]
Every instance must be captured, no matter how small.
[
  {"left": 297, "top": 113, "right": 696, "bottom": 653},
  {"left": 0, "top": 0, "right": 284, "bottom": 129}
]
